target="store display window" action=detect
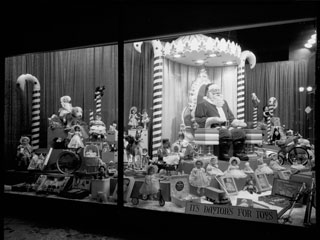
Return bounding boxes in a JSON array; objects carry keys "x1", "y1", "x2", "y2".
[
  {"x1": 4, "y1": 45, "x2": 120, "y2": 205},
  {"x1": 122, "y1": 20, "x2": 317, "y2": 227},
  {"x1": 3, "y1": 17, "x2": 317, "y2": 229}
]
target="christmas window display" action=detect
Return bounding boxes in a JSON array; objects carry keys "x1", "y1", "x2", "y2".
[{"x1": 122, "y1": 30, "x2": 316, "y2": 227}]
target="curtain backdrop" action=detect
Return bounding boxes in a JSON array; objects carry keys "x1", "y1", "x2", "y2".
[
  {"x1": 4, "y1": 45, "x2": 118, "y2": 169},
  {"x1": 244, "y1": 60, "x2": 311, "y2": 138},
  {"x1": 162, "y1": 60, "x2": 237, "y2": 143}
]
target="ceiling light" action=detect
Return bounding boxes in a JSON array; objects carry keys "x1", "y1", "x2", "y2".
[
  {"x1": 225, "y1": 61, "x2": 233, "y2": 65},
  {"x1": 196, "y1": 59, "x2": 205, "y2": 64},
  {"x1": 299, "y1": 87, "x2": 304, "y2": 92},
  {"x1": 308, "y1": 38, "x2": 316, "y2": 44},
  {"x1": 306, "y1": 86, "x2": 313, "y2": 92},
  {"x1": 173, "y1": 54, "x2": 182, "y2": 58},
  {"x1": 209, "y1": 53, "x2": 217, "y2": 57},
  {"x1": 304, "y1": 43, "x2": 312, "y2": 48}
]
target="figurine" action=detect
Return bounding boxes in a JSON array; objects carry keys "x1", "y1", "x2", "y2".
[
  {"x1": 156, "y1": 139, "x2": 171, "y2": 170},
  {"x1": 109, "y1": 120, "x2": 117, "y2": 132},
  {"x1": 255, "y1": 163, "x2": 274, "y2": 175},
  {"x1": 242, "y1": 162, "x2": 254, "y2": 174},
  {"x1": 58, "y1": 96, "x2": 73, "y2": 124},
  {"x1": 140, "y1": 109, "x2": 150, "y2": 130},
  {"x1": 141, "y1": 148, "x2": 150, "y2": 169},
  {"x1": 224, "y1": 157, "x2": 247, "y2": 179},
  {"x1": 206, "y1": 156, "x2": 224, "y2": 177},
  {"x1": 176, "y1": 131, "x2": 194, "y2": 160},
  {"x1": 107, "y1": 161, "x2": 118, "y2": 177},
  {"x1": 269, "y1": 154, "x2": 286, "y2": 171},
  {"x1": 68, "y1": 125, "x2": 84, "y2": 149},
  {"x1": 243, "y1": 177, "x2": 259, "y2": 194},
  {"x1": 128, "y1": 106, "x2": 139, "y2": 129},
  {"x1": 189, "y1": 159, "x2": 210, "y2": 194},
  {"x1": 139, "y1": 165, "x2": 160, "y2": 199},
  {"x1": 89, "y1": 113, "x2": 107, "y2": 139},
  {"x1": 16, "y1": 136, "x2": 33, "y2": 169},
  {"x1": 262, "y1": 105, "x2": 272, "y2": 123}
]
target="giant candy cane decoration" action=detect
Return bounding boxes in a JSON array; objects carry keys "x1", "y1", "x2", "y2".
[
  {"x1": 17, "y1": 74, "x2": 41, "y2": 150},
  {"x1": 237, "y1": 51, "x2": 256, "y2": 120},
  {"x1": 134, "y1": 41, "x2": 164, "y2": 156},
  {"x1": 150, "y1": 40, "x2": 164, "y2": 157}
]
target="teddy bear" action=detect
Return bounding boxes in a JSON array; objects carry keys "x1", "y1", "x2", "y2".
[{"x1": 65, "y1": 106, "x2": 84, "y2": 128}]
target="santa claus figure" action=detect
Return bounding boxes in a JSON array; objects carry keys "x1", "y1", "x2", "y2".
[{"x1": 195, "y1": 83, "x2": 248, "y2": 161}]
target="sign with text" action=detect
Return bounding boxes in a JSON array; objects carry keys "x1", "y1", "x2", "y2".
[{"x1": 185, "y1": 202, "x2": 278, "y2": 224}]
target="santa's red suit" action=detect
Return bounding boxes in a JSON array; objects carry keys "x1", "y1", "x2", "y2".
[{"x1": 195, "y1": 96, "x2": 248, "y2": 161}]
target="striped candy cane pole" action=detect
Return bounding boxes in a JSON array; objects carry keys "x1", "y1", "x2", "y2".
[
  {"x1": 89, "y1": 110, "x2": 94, "y2": 122},
  {"x1": 251, "y1": 93, "x2": 260, "y2": 129},
  {"x1": 267, "y1": 97, "x2": 277, "y2": 143},
  {"x1": 17, "y1": 74, "x2": 41, "y2": 150},
  {"x1": 237, "y1": 51, "x2": 256, "y2": 120},
  {"x1": 151, "y1": 40, "x2": 164, "y2": 157},
  {"x1": 94, "y1": 86, "x2": 105, "y2": 115}
]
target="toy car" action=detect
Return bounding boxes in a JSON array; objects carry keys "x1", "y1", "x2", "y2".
[{"x1": 131, "y1": 189, "x2": 165, "y2": 207}]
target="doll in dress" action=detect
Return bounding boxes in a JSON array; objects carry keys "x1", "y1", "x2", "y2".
[
  {"x1": 58, "y1": 96, "x2": 73, "y2": 124},
  {"x1": 243, "y1": 177, "x2": 259, "y2": 194},
  {"x1": 89, "y1": 113, "x2": 107, "y2": 139},
  {"x1": 242, "y1": 162, "x2": 254, "y2": 174},
  {"x1": 128, "y1": 106, "x2": 139, "y2": 129},
  {"x1": 141, "y1": 109, "x2": 150, "y2": 130},
  {"x1": 16, "y1": 136, "x2": 33, "y2": 169},
  {"x1": 206, "y1": 156, "x2": 224, "y2": 177},
  {"x1": 68, "y1": 125, "x2": 84, "y2": 149},
  {"x1": 139, "y1": 165, "x2": 160, "y2": 199},
  {"x1": 224, "y1": 157, "x2": 247, "y2": 179},
  {"x1": 141, "y1": 148, "x2": 150, "y2": 169},
  {"x1": 189, "y1": 160, "x2": 210, "y2": 194}
]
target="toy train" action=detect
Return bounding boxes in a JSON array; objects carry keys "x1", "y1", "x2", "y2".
[{"x1": 203, "y1": 186, "x2": 231, "y2": 205}]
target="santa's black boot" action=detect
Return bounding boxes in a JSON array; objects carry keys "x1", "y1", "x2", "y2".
[
  {"x1": 219, "y1": 139, "x2": 231, "y2": 161},
  {"x1": 233, "y1": 139, "x2": 249, "y2": 161}
]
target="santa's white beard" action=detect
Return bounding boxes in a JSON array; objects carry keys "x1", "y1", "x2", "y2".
[{"x1": 209, "y1": 95, "x2": 224, "y2": 107}]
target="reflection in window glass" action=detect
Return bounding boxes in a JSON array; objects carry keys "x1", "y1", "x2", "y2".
[{"x1": 123, "y1": 21, "x2": 316, "y2": 227}]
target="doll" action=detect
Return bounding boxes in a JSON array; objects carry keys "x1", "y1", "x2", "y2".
[
  {"x1": 224, "y1": 157, "x2": 247, "y2": 179},
  {"x1": 156, "y1": 139, "x2": 171, "y2": 170},
  {"x1": 128, "y1": 106, "x2": 139, "y2": 129},
  {"x1": 262, "y1": 105, "x2": 273, "y2": 123},
  {"x1": 176, "y1": 131, "x2": 194, "y2": 160},
  {"x1": 243, "y1": 177, "x2": 259, "y2": 194},
  {"x1": 16, "y1": 136, "x2": 33, "y2": 169},
  {"x1": 58, "y1": 96, "x2": 72, "y2": 124},
  {"x1": 141, "y1": 148, "x2": 150, "y2": 169},
  {"x1": 206, "y1": 156, "x2": 224, "y2": 177},
  {"x1": 242, "y1": 162, "x2": 254, "y2": 174},
  {"x1": 68, "y1": 125, "x2": 84, "y2": 149},
  {"x1": 89, "y1": 114, "x2": 107, "y2": 139},
  {"x1": 255, "y1": 163, "x2": 274, "y2": 175},
  {"x1": 271, "y1": 127, "x2": 281, "y2": 144},
  {"x1": 141, "y1": 109, "x2": 150, "y2": 129},
  {"x1": 139, "y1": 165, "x2": 160, "y2": 199},
  {"x1": 107, "y1": 161, "x2": 118, "y2": 177},
  {"x1": 109, "y1": 121, "x2": 117, "y2": 132},
  {"x1": 189, "y1": 160, "x2": 210, "y2": 194},
  {"x1": 269, "y1": 154, "x2": 286, "y2": 171}
]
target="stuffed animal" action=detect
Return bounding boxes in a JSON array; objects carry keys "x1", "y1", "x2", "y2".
[{"x1": 65, "y1": 106, "x2": 84, "y2": 128}]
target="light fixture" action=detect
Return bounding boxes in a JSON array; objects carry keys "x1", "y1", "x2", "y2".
[
  {"x1": 299, "y1": 87, "x2": 305, "y2": 92},
  {"x1": 311, "y1": 33, "x2": 316, "y2": 40},
  {"x1": 304, "y1": 43, "x2": 312, "y2": 49},
  {"x1": 225, "y1": 61, "x2": 233, "y2": 65},
  {"x1": 306, "y1": 86, "x2": 313, "y2": 92},
  {"x1": 308, "y1": 38, "x2": 316, "y2": 44},
  {"x1": 173, "y1": 54, "x2": 182, "y2": 58},
  {"x1": 195, "y1": 59, "x2": 205, "y2": 64},
  {"x1": 209, "y1": 53, "x2": 217, "y2": 57}
]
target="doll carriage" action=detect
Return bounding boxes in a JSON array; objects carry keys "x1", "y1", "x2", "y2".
[
  {"x1": 276, "y1": 134, "x2": 310, "y2": 166},
  {"x1": 131, "y1": 179, "x2": 165, "y2": 207}
]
